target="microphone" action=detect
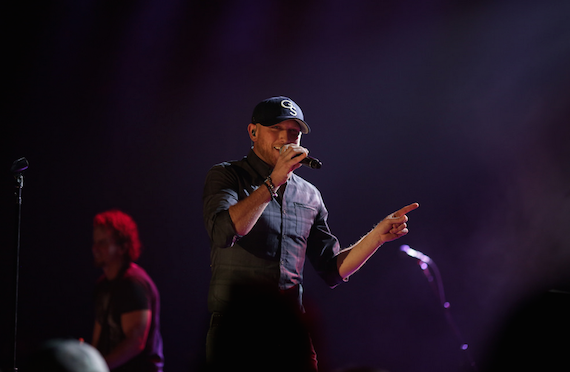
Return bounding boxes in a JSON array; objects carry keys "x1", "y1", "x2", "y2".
[
  {"x1": 400, "y1": 245, "x2": 432, "y2": 264},
  {"x1": 11, "y1": 157, "x2": 29, "y2": 189},
  {"x1": 279, "y1": 145, "x2": 322, "y2": 169},
  {"x1": 11, "y1": 157, "x2": 29, "y2": 174},
  {"x1": 300, "y1": 156, "x2": 322, "y2": 169}
]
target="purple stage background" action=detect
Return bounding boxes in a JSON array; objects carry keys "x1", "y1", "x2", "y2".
[{"x1": 2, "y1": 1, "x2": 570, "y2": 371}]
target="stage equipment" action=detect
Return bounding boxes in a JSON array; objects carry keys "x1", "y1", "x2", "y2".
[
  {"x1": 400, "y1": 244, "x2": 478, "y2": 371},
  {"x1": 10, "y1": 157, "x2": 29, "y2": 372}
]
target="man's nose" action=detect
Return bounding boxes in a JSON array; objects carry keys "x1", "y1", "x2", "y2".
[{"x1": 278, "y1": 129, "x2": 288, "y2": 140}]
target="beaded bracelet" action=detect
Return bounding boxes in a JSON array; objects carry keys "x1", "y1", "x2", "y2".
[{"x1": 264, "y1": 176, "x2": 278, "y2": 198}]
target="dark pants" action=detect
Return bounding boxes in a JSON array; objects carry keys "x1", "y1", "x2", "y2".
[{"x1": 206, "y1": 300, "x2": 318, "y2": 372}]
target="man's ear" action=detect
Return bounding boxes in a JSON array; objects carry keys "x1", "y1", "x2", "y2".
[{"x1": 248, "y1": 123, "x2": 258, "y2": 141}]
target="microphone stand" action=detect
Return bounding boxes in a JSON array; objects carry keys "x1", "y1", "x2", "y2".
[
  {"x1": 10, "y1": 157, "x2": 29, "y2": 372},
  {"x1": 407, "y1": 251, "x2": 478, "y2": 371}
]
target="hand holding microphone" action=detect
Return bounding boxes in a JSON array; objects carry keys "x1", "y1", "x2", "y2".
[
  {"x1": 279, "y1": 144, "x2": 322, "y2": 169},
  {"x1": 269, "y1": 144, "x2": 322, "y2": 191}
]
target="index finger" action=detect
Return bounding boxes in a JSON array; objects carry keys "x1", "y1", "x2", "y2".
[{"x1": 393, "y1": 202, "x2": 420, "y2": 217}]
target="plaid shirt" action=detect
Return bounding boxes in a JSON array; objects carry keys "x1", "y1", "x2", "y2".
[{"x1": 203, "y1": 149, "x2": 343, "y2": 312}]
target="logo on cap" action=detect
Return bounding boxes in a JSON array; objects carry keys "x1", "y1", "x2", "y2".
[{"x1": 281, "y1": 100, "x2": 297, "y2": 117}]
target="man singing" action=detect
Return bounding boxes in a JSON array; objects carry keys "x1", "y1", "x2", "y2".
[{"x1": 202, "y1": 96, "x2": 419, "y2": 371}]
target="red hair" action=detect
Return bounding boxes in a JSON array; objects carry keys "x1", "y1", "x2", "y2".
[{"x1": 93, "y1": 209, "x2": 141, "y2": 261}]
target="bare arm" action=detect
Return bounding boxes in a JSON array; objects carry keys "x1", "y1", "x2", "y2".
[
  {"x1": 91, "y1": 321, "x2": 101, "y2": 348},
  {"x1": 229, "y1": 145, "x2": 307, "y2": 236},
  {"x1": 228, "y1": 183, "x2": 273, "y2": 236},
  {"x1": 337, "y1": 203, "x2": 420, "y2": 279},
  {"x1": 103, "y1": 309, "x2": 151, "y2": 369}
]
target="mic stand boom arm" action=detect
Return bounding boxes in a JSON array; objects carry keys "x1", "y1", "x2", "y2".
[{"x1": 400, "y1": 245, "x2": 478, "y2": 371}]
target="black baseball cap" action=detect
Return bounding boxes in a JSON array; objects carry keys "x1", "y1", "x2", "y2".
[{"x1": 251, "y1": 96, "x2": 311, "y2": 134}]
